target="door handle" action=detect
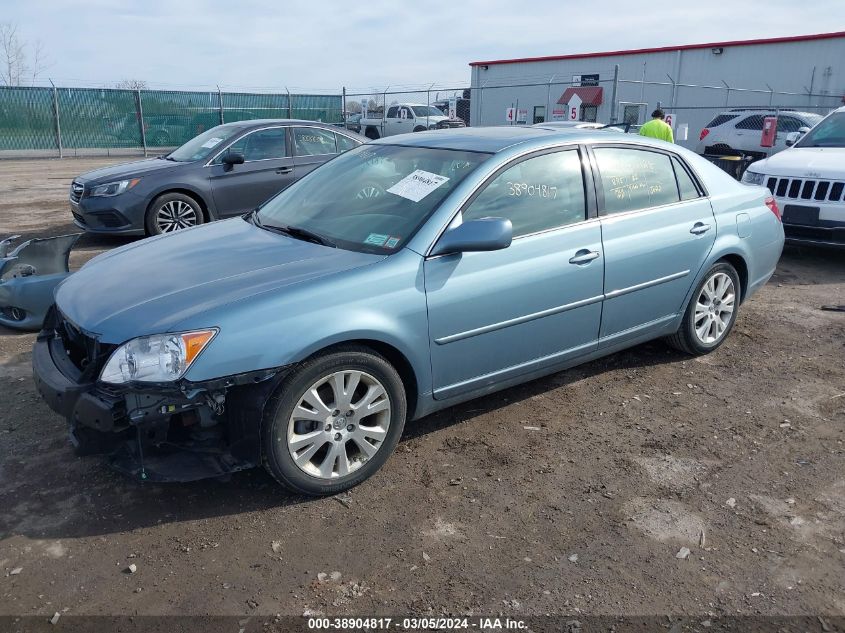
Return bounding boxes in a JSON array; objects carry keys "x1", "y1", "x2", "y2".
[
  {"x1": 276, "y1": 167, "x2": 293, "y2": 175},
  {"x1": 690, "y1": 222, "x2": 712, "y2": 235},
  {"x1": 569, "y1": 249, "x2": 601, "y2": 265}
]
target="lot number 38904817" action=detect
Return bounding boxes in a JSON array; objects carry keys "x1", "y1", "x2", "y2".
[{"x1": 507, "y1": 182, "x2": 558, "y2": 199}]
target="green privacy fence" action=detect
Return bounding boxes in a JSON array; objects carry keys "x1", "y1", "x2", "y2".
[{"x1": 0, "y1": 86, "x2": 342, "y2": 155}]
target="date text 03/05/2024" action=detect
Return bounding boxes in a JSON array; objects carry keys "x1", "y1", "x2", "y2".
[{"x1": 306, "y1": 616, "x2": 528, "y2": 630}]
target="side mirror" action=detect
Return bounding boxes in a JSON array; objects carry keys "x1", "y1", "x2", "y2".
[
  {"x1": 222, "y1": 152, "x2": 245, "y2": 169},
  {"x1": 430, "y1": 217, "x2": 513, "y2": 257},
  {"x1": 785, "y1": 132, "x2": 800, "y2": 147}
]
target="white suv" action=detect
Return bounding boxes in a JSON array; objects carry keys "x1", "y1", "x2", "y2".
[
  {"x1": 696, "y1": 109, "x2": 824, "y2": 159},
  {"x1": 742, "y1": 107, "x2": 845, "y2": 248}
]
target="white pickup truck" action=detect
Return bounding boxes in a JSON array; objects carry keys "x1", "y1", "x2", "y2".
[
  {"x1": 360, "y1": 103, "x2": 463, "y2": 140},
  {"x1": 742, "y1": 106, "x2": 845, "y2": 248}
]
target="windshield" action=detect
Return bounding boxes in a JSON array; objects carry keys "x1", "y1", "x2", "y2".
[
  {"x1": 167, "y1": 125, "x2": 243, "y2": 162},
  {"x1": 796, "y1": 112, "x2": 845, "y2": 148},
  {"x1": 411, "y1": 105, "x2": 446, "y2": 118},
  {"x1": 256, "y1": 144, "x2": 491, "y2": 254}
]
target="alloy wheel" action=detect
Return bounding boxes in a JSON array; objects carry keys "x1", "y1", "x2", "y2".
[
  {"x1": 286, "y1": 370, "x2": 391, "y2": 480},
  {"x1": 155, "y1": 200, "x2": 198, "y2": 233},
  {"x1": 694, "y1": 272, "x2": 735, "y2": 345}
]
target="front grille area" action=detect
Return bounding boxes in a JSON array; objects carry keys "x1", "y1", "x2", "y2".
[
  {"x1": 767, "y1": 177, "x2": 845, "y2": 203},
  {"x1": 71, "y1": 211, "x2": 87, "y2": 225},
  {"x1": 54, "y1": 310, "x2": 116, "y2": 379},
  {"x1": 70, "y1": 181, "x2": 84, "y2": 204}
]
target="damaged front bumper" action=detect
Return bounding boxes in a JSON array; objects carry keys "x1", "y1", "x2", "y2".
[
  {"x1": 33, "y1": 308, "x2": 288, "y2": 482},
  {"x1": 0, "y1": 233, "x2": 81, "y2": 331}
]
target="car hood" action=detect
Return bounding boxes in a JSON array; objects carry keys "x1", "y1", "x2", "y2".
[
  {"x1": 55, "y1": 218, "x2": 384, "y2": 342},
  {"x1": 75, "y1": 158, "x2": 186, "y2": 184},
  {"x1": 753, "y1": 147, "x2": 845, "y2": 179}
]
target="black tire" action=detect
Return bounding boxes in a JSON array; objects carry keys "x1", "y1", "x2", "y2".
[
  {"x1": 364, "y1": 127, "x2": 380, "y2": 140},
  {"x1": 262, "y1": 345, "x2": 407, "y2": 495},
  {"x1": 666, "y1": 262, "x2": 741, "y2": 355},
  {"x1": 145, "y1": 192, "x2": 204, "y2": 235},
  {"x1": 413, "y1": 126, "x2": 427, "y2": 132}
]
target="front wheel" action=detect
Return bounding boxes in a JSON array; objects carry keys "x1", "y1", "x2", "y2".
[
  {"x1": 145, "y1": 192, "x2": 204, "y2": 235},
  {"x1": 666, "y1": 262, "x2": 740, "y2": 355},
  {"x1": 262, "y1": 346, "x2": 407, "y2": 495}
]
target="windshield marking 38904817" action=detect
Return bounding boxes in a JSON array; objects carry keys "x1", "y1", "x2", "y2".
[{"x1": 255, "y1": 145, "x2": 490, "y2": 254}]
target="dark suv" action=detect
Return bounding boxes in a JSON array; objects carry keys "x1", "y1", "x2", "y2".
[{"x1": 71, "y1": 120, "x2": 364, "y2": 235}]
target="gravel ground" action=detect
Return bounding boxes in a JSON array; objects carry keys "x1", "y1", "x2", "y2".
[{"x1": 1, "y1": 157, "x2": 844, "y2": 620}]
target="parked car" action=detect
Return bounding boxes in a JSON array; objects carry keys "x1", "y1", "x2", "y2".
[
  {"x1": 70, "y1": 120, "x2": 365, "y2": 236},
  {"x1": 432, "y1": 97, "x2": 471, "y2": 126},
  {"x1": 742, "y1": 106, "x2": 845, "y2": 247},
  {"x1": 360, "y1": 103, "x2": 464, "y2": 139},
  {"x1": 695, "y1": 109, "x2": 824, "y2": 159},
  {"x1": 35, "y1": 127, "x2": 783, "y2": 494},
  {"x1": 105, "y1": 112, "x2": 225, "y2": 147},
  {"x1": 343, "y1": 113, "x2": 362, "y2": 133}
]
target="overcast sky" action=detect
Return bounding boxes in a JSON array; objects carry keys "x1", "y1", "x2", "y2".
[{"x1": 4, "y1": 0, "x2": 845, "y2": 92}]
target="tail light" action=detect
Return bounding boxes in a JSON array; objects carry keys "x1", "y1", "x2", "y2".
[
  {"x1": 699, "y1": 128, "x2": 710, "y2": 141},
  {"x1": 765, "y1": 196, "x2": 781, "y2": 222}
]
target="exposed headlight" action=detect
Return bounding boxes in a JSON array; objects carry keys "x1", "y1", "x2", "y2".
[
  {"x1": 90, "y1": 178, "x2": 141, "y2": 197},
  {"x1": 741, "y1": 170, "x2": 765, "y2": 186},
  {"x1": 100, "y1": 329, "x2": 217, "y2": 384}
]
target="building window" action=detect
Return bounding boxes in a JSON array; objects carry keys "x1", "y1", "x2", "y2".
[{"x1": 581, "y1": 105, "x2": 598, "y2": 122}]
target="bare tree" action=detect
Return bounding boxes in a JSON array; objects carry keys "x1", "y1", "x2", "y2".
[
  {"x1": 0, "y1": 22, "x2": 26, "y2": 86},
  {"x1": 0, "y1": 22, "x2": 48, "y2": 86},
  {"x1": 30, "y1": 39, "x2": 46, "y2": 85},
  {"x1": 115, "y1": 79, "x2": 148, "y2": 91}
]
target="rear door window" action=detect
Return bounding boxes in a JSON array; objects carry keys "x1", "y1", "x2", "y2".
[
  {"x1": 293, "y1": 127, "x2": 338, "y2": 157},
  {"x1": 672, "y1": 157, "x2": 701, "y2": 201},
  {"x1": 735, "y1": 115, "x2": 765, "y2": 130},
  {"x1": 706, "y1": 114, "x2": 739, "y2": 127},
  {"x1": 593, "y1": 147, "x2": 681, "y2": 214},
  {"x1": 217, "y1": 127, "x2": 287, "y2": 163}
]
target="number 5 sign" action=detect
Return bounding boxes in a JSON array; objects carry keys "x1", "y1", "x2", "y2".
[{"x1": 568, "y1": 94, "x2": 582, "y2": 121}]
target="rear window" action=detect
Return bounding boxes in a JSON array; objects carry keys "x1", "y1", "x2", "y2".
[
  {"x1": 736, "y1": 115, "x2": 765, "y2": 130},
  {"x1": 706, "y1": 114, "x2": 739, "y2": 128}
]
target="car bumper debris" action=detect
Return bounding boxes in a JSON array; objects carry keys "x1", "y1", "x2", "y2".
[{"x1": 0, "y1": 233, "x2": 81, "y2": 331}]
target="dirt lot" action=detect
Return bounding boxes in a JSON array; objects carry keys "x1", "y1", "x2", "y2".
[{"x1": 1, "y1": 158, "x2": 844, "y2": 622}]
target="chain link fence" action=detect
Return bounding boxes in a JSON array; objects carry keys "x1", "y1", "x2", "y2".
[
  {"x1": 0, "y1": 86, "x2": 342, "y2": 158},
  {"x1": 470, "y1": 68, "x2": 842, "y2": 158}
]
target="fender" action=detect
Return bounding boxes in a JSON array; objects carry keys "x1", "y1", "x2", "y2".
[{"x1": 147, "y1": 182, "x2": 219, "y2": 219}]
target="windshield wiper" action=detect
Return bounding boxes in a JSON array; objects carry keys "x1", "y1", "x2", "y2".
[{"x1": 252, "y1": 214, "x2": 336, "y2": 248}]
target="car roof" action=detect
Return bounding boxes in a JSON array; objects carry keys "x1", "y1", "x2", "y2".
[
  {"x1": 370, "y1": 126, "x2": 569, "y2": 153},
  {"x1": 718, "y1": 109, "x2": 823, "y2": 118},
  {"x1": 217, "y1": 119, "x2": 340, "y2": 130}
]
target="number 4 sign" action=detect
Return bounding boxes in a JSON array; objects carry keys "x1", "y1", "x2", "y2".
[{"x1": 505, "y1": 107, "x2": 515, "y2": 122}]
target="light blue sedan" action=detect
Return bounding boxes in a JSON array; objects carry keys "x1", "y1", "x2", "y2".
[{"x1": 33, "y1": 127, "x2": 784, "y2": 495}]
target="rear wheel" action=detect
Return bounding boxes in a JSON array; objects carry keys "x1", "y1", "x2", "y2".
[
  {"x1": 666, "y1": 262, "x2": 740, "y2": 355},
  {"x1": 262, "y1": 346, "x2": 406, "y2": 495},
  {"x1": 364, "y1": 127, "x2": 380, "y2": 140},
  {"x1": 145, "y1": 192, "x2": 204, "y2": 235}
]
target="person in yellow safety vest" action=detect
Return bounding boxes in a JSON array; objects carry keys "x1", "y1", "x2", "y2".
[{"x1": 639, "y1": 109, "x2": 674, "y2": 143}]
